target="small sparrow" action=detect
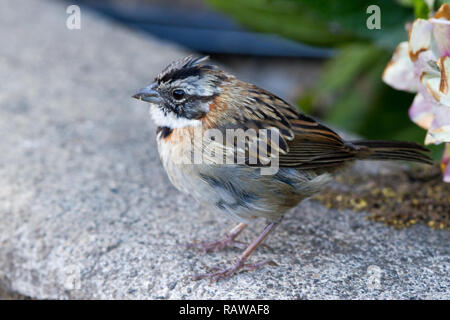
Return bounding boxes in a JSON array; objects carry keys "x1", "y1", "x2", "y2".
[{"x1": 133, "y1": 56, "x2": 432, "y2": 281}]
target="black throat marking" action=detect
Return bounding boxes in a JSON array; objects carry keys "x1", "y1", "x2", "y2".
[{"x1": 156, "y1": 126, "x2": 173, "y2": 139}]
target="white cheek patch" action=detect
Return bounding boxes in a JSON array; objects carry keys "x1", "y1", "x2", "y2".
[{"x1": 149, "y1": 105, "x2": 202, "y2": 129}]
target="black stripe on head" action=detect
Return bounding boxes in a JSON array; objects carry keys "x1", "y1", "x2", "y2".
[
  {"x1": 156, "y1": 56, "x2": 213, "y2": 84},
  {"x1": 159, "y1": 66, "x2": 203, "y2": 84}
]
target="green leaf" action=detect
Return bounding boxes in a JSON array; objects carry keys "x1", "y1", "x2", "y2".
[
  {"x1": 318, "y1": 43, "x2": 384, "y2": 93},
  {"x1": 436, "y1": 0, "x2": 450, "y2": 9},
  {"x1": 207, "y1": 0, "x2": 356, "y2": 47},
  {"x1": 283, "y1": 0, "x2": 414, "y2": 49},
  {"x1": 413, "y1": 0, "x2": 430, "y2": 18},
  {"x1": 208, "y1": 0, "x2": 414, "y2": 49}
]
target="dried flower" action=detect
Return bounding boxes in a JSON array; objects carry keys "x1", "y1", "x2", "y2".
[{"x1": 383, "y1": 4, "x2": 450, "y2": 182}]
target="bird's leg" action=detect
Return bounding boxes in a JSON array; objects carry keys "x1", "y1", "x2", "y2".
[
  {"x1": 192, "y1": 221, "x2": 280, "y2": 281},
  {"x1": 186, "y1": 223, "x2": 248, "y2": 252}
]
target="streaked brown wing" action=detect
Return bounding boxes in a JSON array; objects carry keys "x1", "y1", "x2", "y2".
[
  {"x1": 279, "y1": 115, "x2": 360, "y2": 168},
  {"x1": 243, "y1": 86, "x2": 359, "y2": 169},
  {"x1": 206, "y1": 84, "x2": 359, "y2": 168}
]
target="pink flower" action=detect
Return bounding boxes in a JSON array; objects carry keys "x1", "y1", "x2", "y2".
[
  {"x1": 442, "y1": 143, "x2": 450, "y2": 183},
  {"x1": 383, "y1": 4, "x2": 450, "y2": 182}
]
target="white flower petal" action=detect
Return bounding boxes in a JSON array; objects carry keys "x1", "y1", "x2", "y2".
[
  {"x1": 420, "y1": 57, "x2": 450, "y2": 106},
  {"x1": 409, "y1": 93, "x2": 434, "y2": 129},
  {"x1": 382, "y1": 42, "x2": 417, "y2": 92},
  {"x1": 424, "y1": 105, "x2": 450, "y2": 144},
  {"x1": 437, "y1": 56, "x2": 450, "y2": 104},
  {"x1": 443, "y1": 164, "x2": 450, "y2": 183},
  {"x1": 430, "y1": 4, "x2": 450, "y2": 57},
  {"x1": 408, "y1": 19, "x2": 432, "y2": 62},
  {"x1": 421, "y1": 72, "x2": 444, "y2": 102}
]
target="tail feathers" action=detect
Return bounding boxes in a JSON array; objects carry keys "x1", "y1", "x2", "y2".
[{"x1": 350, "y1": 140, "x2": 433, "y2": 165}]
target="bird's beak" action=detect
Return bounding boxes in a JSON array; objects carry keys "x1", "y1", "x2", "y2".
[{"x1": 132, "y1": 83, "x2": 161, "y2": 104}]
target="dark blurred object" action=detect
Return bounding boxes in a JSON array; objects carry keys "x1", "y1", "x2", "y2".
[{"x1": 73, "y1": 0, "x2": 333, "y2": 58}]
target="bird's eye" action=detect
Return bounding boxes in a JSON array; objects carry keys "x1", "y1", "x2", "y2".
[{"x1": 172, "y1": 89, "x2": 185, "y2": 100}]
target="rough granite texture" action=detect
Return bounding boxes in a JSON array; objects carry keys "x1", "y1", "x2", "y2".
[{"x1": 0, "y1": 0, "x2": 448, "y2": 299}]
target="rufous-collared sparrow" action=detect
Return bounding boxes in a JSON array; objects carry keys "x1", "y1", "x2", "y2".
[{"x1": 133, "y1": 56, "x2": 432, "y2": 281}]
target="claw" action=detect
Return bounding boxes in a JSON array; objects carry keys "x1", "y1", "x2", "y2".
[
  {"x1": 189, "y1": 222, "x2": 281, "y2": 281},
  {"x1": 192, "y1": 259, "x2": 277, "y2": 282}
]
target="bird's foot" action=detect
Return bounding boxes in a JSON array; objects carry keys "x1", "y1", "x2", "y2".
[
  {"x1": 192, "y1": 259, "x2": 278, "y2": 282},
  {"x1": 185, "y1": 236, "x2": 247, "y2": 253}
]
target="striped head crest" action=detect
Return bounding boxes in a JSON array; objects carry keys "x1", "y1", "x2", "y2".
[
  {"x1": 155, "y1": 55, "x2": 211, "y2": 84},
  {"x1": 133, "y1": 56, "x2": 230, "y2": 129}
]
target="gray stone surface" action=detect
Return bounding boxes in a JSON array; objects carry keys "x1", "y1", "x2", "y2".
[{"x1": 0, "y1": 0, "x2": 449, "y2": 299}]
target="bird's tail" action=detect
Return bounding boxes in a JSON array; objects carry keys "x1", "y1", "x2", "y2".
[{"x1": 350, "y1": 140, "x2": 433, "y2": 165}]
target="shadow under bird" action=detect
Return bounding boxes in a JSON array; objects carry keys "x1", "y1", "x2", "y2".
[{"x1": 132, "y1": 56, "x2": 432, "y2": 281}]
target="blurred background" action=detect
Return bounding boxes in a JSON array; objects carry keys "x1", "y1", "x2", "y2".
[{"x1": 74, "y1": 0, "x2": 446, "y2": 159}]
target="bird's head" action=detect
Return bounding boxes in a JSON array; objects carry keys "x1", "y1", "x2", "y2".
[{"x1": 132, "y1": 56, "x2": 231, "y2": 129}]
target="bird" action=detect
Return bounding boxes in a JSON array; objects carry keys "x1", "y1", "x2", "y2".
[{"x1": 132, "y1": 56, "x2": 433, "y2": 281}]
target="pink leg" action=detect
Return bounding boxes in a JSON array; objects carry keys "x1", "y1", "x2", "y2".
[
  {"x1": 186, "y1": 223, "x2": 248, "y2": 252},
  {"x1": 192, "y1": 221, "x2": 280, "y2": 281}
]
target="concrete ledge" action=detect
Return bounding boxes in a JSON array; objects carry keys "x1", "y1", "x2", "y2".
[{"x1": 0, "y1": 0, "x2": 448, "y2": 299}]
